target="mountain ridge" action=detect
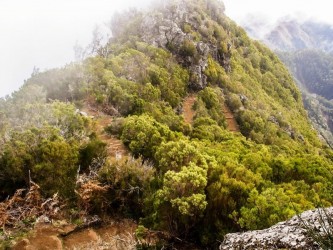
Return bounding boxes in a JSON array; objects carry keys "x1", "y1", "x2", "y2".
[
  {"x1": 242, "y1": 15, "x2": 333, "y2": 148},
  {"x1": 1, "y1": 0, "x2": 333, "y2": 248}
]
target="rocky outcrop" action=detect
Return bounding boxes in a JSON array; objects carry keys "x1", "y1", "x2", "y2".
[
  {"x1": 220, "y1": 207, "x2": 333, "y2": 250},
  {"x1": 140, "y1": 0, "x2": 230, "y2": 90}
]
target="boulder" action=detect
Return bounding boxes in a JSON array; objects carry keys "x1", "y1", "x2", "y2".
[{"x1": 220, "y1": 207, "x2": 333, "y2": 249}]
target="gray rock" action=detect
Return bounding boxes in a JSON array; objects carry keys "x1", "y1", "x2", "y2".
[
  {"x1": 197, "y1": 42, "x2": 210, "y2": 57},
  {"x1": 239, "y1": 94, "x2": 248, "y2": 104},
  {"x1": 220, "y1": 207, "x2": 333, "y2": 250},
  {"x1": 139, "y1": 0, "x2": 231, "y2": 91},
  {"x1": 268, "y1": 115, "x2": 279, "y2": 125},
  {"x1": 36, "y1": 215, "x2": 51, "y2": 224}
]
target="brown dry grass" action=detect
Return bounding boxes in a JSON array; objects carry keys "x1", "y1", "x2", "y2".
[
  {"x1": 222, "y1": 103, "x2": 240, "y2": 132},
  {"x1": 183, "y1": 94, "x2": 197, "y2": 124}
]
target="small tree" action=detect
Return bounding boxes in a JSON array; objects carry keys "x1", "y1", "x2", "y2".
[
  {"x1": 179, "y1": 39, "x2": 198, "y2": 58},
  {"x1": 154, "y1": 163, "x2": 208, "y2": 237}
]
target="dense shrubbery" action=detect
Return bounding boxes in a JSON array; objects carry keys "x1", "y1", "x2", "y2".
[
  {"x1": 112, "y1": 113, "x2": 333, "y2": 243},
  {"x1": 98, "y1": 1, "x2": 333, "y2": 245},
  {"x1": 1, "y1": 0, "x2": 333, "y2": 248},
  {"x1": 194, "y1": 87, "x2": 226, "y2": 126},
  {"x1": 79, "y1": 135, "x2": 107, "y2": 172},
  {"x1": 87, "y1": 42, "x2": 190, "y2": 113},
  {"x1": 120, "y1": 114, "x2": 176, "y2": 158},
  {"x1": 0, "y1": 126, "x2": 80, "y2": 198},
  {"x1": 0, "y1": 95, "x2": 102, "y2": 199},
  {"x1": 98, "y1": 157, "x2": 155, "y2": 217}
]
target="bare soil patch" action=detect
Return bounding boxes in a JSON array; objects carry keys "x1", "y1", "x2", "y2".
[
  {"x1": 222, "y1": 104, "x2": 240, "y2": 132},
  {"x1": 183, "y1": 94, "x2": 197, "y2": 124}
]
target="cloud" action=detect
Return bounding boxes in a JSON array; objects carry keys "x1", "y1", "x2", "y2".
[
  {"x1": 223, "y1": 0, "x2": 333, "y2": 24},
  {"x1": 1, "y1": 0, "x2": 332, "y2": 97},
  {"x1": 0, "y1": 0, "x2": 153, "y2": 97}
]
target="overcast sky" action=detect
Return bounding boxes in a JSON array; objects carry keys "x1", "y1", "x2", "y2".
[
  {"x1": 224, "y1": 0, "x2": 333, "y2": 24},
  {"x1": 0, "y1": 0, "x2": 332, "y2": 97}
]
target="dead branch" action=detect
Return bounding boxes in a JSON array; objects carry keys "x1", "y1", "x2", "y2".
[{"x1": 0, "y1": 182, "x2": 61, "y2": 230}]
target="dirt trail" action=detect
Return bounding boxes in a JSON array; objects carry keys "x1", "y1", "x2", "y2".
[
  {"x1": 11, "y1": 104, "x2": 137, "y2": 250},
  {"x1": 12, "y1": 101, "x2": 240, "y2": 249},
  {"x1": 182, "y1": 94, "x2": 239, "y2": 132},
  {"x1": 81, "y1": 104, "x2": 128, "y2": 159},
  {"x1": 12, "y1": 103, "x2": 135, "y2": 250},
  {"x1": 62, "y1": 219, "x2": 137, "y2": 250},
  {"x1": 222, "y1": 103, "x2": 240, "y2": 132},
  {"x1": 183, "y1": 94, "x2": 197, "y2": 124},
  {"x1": 13, "y1": 219, "x2": 138, "y2": 250}
]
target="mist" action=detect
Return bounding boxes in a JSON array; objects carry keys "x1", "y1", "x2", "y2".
[
  {"x1": 0, "y1": 0, "x2": 152, "y2": 98},
  {"x1": 223, "y1": 0, "x2": 333, "y2": 24},
  {"x1": 1, "y1": 0, "x2": 333, "y2": 98}
]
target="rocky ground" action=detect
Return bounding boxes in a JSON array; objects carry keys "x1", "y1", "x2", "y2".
[
  {"x1": 220, "y1": 207, "x2": 333, "y2": 249},
  {"x1": 11, "y1": 217, "x2": 138, "y2": 250}
]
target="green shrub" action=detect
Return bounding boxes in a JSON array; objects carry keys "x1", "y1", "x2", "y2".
[
  {"x1": 121, "y1": 114, "x2": 175, "y2": 158},
  {"x1": 99, "y1": 157, "x2": 155, "y2": 217},
  {"x1": 0, "y1": 127, "x2": 79, "y2": 198},
  {"x1": 105, "y1": 118, "x2": 125, "y2": 137},
  {"x1": 79, "y1": 136, "x2": 107, "y2": 171},
  {"x1": 239, "y1": 187, "x2": 314, "y2": 230},
  {"x1": 179, "y1": 39, "x2": 198, "y2": 58},
  {"x1": 154, "y1": 140, "x2": 205, "y2": 173}
]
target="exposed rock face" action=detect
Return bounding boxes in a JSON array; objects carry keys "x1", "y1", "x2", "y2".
[
  {"x1": 220, "y1": 207, "x2": 333, "y2": 250},
  {"x1": 139, "y1": 0, "x2": 230, "y2": 90}
]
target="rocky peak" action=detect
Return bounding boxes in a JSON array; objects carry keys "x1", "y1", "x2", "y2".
[
  {"x1": 220, "y1": 207, "x2": 333, "y2": 250},
  {"x1": 139, "y1": 0, "x2": 230, "y2": 90}
]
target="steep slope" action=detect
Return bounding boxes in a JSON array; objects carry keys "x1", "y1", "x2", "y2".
[
  {"x1": 278, "y1": 50, "x2": 333, "y2": 100},
  {"x1": 278, "y1": 50, "x2": 333, "y2": 147},
  {"x1": 67, "y1": 0, "x2": 333, "y2": 244},
  {"x1": 1, "y1": 0, "x2": 333, "y2": 248},
  {"x1": 108, "y1": 0, "x2": 316, "y2": 147},
  {"x1": 243, "y1": 17, "x2": 333, "y2": 147},
  {"x1": 182, "y1": 94, "x2": 197, "y2": 124}
]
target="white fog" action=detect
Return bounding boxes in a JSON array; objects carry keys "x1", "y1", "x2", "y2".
[{"x1": 0, "y1": 0, "x2": 332, "y2": 97}]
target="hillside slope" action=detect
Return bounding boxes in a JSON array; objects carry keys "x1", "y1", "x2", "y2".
[
  {"x1": 243, "y1": 17, "x2": 333, "y2": 148},
  {"x1": 1, "y1": 0, "x2": 333, "y2": 248},
  {"x1": 278, "y1": 50, "x2": 333, "y2": 147}
]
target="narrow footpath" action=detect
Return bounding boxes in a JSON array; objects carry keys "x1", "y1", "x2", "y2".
[
  {"x1": 222, "y1": 103, "x2": 240, "y2": 132},
  {"x1": 82, "y1": 104, "x2": 128, "y2": 159},
  {"x1": 182, "y1": 94, "x2": 197, "y2": 124}
]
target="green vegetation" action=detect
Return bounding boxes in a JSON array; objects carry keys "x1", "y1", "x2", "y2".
[
  {"x1": 299, "y1": 207, "x2": 333, "y2": 250},
  {"x1": 279, "y1": 50, "x2": 333, "y2": 100},
  {"x1": 278, "y1": 49, "x2": 333, "y2": 148},
  {"x1": 1, "y1": 0, "x2": 333, "y2": 248}
]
